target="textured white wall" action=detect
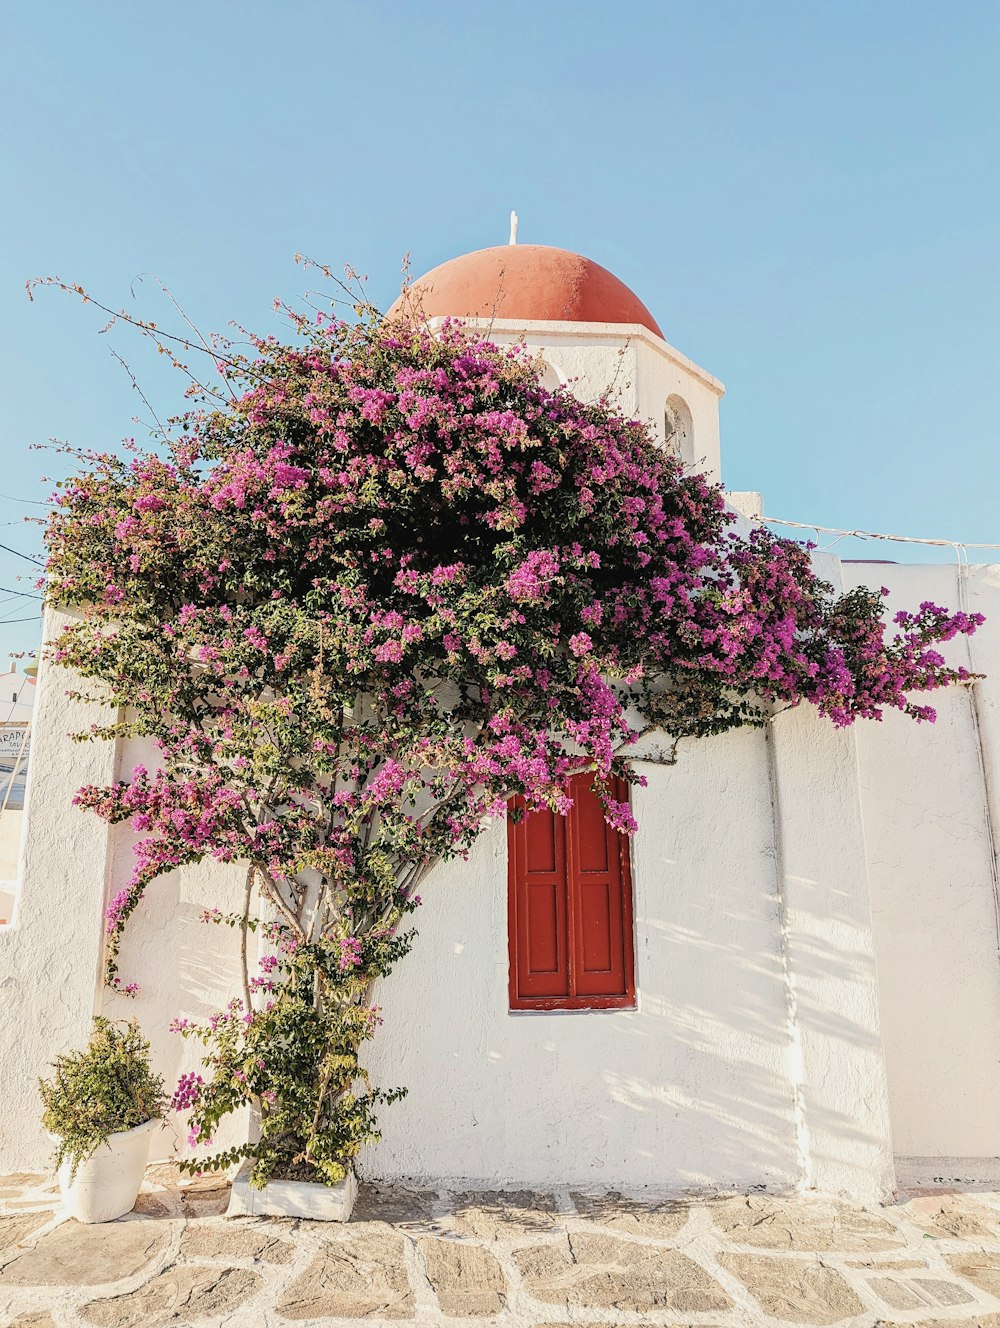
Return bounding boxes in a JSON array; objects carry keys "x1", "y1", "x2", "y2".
[
  {"x1": 354, "y1": 549, "x2": 894, "y2": 1201},
  {"x1": 766, "y1": 704, "x2": 894, "y2": 1199},
  {"x1": 0, "y1": 596, "x2": 901, "y2": 1195},
  {"x1": 845, "y1": 561, "x2": 1000, "y2": 1161},
  {"x1": 13, "y1": 565, "x2": 991, "y2": 1193},
  {"x1": 0, "y1": 612, "x2": 252, "y2": 1172},
  {"x1": 96, "y1": 737, "x2": 253, "y2": 1163},
  {"x1": 0, "y1": 610, "x2": 114, "y2": 1171},
  {"x1": 360, "y1": 724, "x2": 802, "y2": 1192},
  {"x1": 633, "y1": 336, "x2": 723, "y2": 480}
]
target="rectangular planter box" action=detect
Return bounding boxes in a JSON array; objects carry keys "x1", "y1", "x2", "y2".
[{"x1": 225, "y1": 1161, "x2": 357, "y2": 1221}]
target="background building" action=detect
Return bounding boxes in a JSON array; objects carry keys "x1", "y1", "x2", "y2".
[{"x1": 0, "y1": 663, "x2": 34, "y2": 925}]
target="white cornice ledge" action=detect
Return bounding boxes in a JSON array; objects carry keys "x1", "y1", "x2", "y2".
[{"x1": 424, "y1": 316, "x2": 726, "y2": 398}]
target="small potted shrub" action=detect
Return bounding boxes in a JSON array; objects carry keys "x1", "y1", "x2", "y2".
[{"x1": 39, "y1": 1017, "x2": 166, "y2": 1223}]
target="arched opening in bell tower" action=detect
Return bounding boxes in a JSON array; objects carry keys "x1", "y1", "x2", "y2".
[{"x1": 664, "y1": 394, "x2": 694, "y2": 466}]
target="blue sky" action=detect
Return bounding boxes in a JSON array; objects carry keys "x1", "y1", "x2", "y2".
[{"x1": 1, "y1": 0, "x2": 997, "y2": 663}]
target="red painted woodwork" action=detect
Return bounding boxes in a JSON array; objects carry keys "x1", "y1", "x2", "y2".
[{"x1": 507, "y1": 773, "x2": 636, "y2": 1011}]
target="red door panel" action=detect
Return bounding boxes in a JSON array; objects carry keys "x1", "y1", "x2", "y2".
[
  {"x1": 509, "y1": 795, "x2": 569, "y2": 998},
  {"x1": 573, "y1": 779, "x2": 611, "y2": 872},
  {"x1": 526, "y1": 882, "x2": 561, "y2": 974},
  {"x1": 578, "y1": 880, "x2": 614, "y2": 974},
  {"x1": 508, "y1": 773, "x2": 636, "y2": 1011}
]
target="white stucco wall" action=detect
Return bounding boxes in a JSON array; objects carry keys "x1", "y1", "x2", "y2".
[
  {"x1": 0, "y1": 611, "x2": 115, "y2": 1171},
  {"x1": 0, "y1": 612, "x2": 251, "y2": 1172},
  {"x1": 96, "y1": 737, "x2": 253, "y2": 1163},
  {"x1": 3, "y1": 605, "x2": 896, "y2": 1197},
  {"x1": 8, "y1": 572, "x2": 993, "y2": 1195},
  {"x1": 356, "y1": 551, "x2": 894, "y2": 1201},
  {"x1": 845, "y1": 561, "x2": 1000, "y2": 1163},
  {"x1": 766, "y1": 702, "x2": 894, "y2": 1198},
  {"x1": 361, "y1": 725, "x2": 802, "y2": 1193}
]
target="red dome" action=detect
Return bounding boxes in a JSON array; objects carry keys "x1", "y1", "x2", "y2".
[{"x1": 388, "y1": 244, "x2": 663, "y2": 339}]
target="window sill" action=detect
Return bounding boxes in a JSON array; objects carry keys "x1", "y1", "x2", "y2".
[{"x1": 508, "y1": 994, "x2": 638, "y2": 1013}]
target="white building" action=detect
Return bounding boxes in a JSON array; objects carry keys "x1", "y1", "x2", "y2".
[
  {"x1": 0, "y1": 663, "x2": 34, "y2": 924},
  {"x1": 1, "y1": 243, "x2": 997, "y2": 1204}
]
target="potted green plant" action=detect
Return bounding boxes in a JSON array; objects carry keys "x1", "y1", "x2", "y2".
[{"x1": 39, "y1": 1017, "x2": 166, "y2": 1223}]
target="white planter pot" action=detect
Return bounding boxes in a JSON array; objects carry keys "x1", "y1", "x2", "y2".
[
  {"x1": 226, "y1": 1160, "x2": 356, "y2": 1221},
  {"x1": 55, "y1": 1118, "x2": 159, "y2": 1224}
]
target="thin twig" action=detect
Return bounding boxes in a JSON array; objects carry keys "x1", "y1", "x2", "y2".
[
  {"x1": 134, "y1": 274, "x2": 239, "y2": 403},
  {"x1": 109, "y1": 348, "x2": 169, "y2": 440},
  {"x1": 27, "y1": 276, "x2": 241, "y2": 367}
]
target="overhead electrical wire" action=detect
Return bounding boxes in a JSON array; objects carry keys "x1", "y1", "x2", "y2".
[
  {"x1": 0, "y1": 543, "x2": 43, "y2": 568},
  {"x1": 761, "y1": 515, "x2": 1000, "y2": 552}
]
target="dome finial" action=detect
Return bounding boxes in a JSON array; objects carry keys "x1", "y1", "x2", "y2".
[{"x1": 508, "y1": 210, "x2": 519, "y2": 245}]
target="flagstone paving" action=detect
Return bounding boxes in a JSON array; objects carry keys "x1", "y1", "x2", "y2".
[{"x1": 2, "y1": 1169, "x2": 1000, "y2": 1326}]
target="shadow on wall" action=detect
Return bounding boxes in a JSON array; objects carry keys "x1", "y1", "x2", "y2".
[
  {"x1": 513, "y1": 890, "x2": 883, "y2": 1191},
  {"x1": 360, "y1": 725, "x2": 892, "y2": 1192},
  {"x1": 93, "y1": 721, "x2": 891, "y2": 1189},
  {"x1": 100, "y1": 819, "x2": 251, "y2": 1160}
]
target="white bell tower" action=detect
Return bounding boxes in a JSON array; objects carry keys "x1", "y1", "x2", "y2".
[{"x1": 392, "y1": 235, "x2": 725, "y2": 482}]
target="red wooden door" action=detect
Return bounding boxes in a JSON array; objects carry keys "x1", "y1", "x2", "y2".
[{"x1": 508, "y1": 773, "x2": 636, "y2": 1010}]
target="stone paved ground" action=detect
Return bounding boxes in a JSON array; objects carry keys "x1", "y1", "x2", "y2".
[{"x1": 3, "y1": 1168, "x2": 1000, "y2": 1327}]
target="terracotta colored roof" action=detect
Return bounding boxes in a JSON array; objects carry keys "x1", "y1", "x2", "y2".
[{"x1": 388, "y1": 244, "x2": 663, "y2": 339}]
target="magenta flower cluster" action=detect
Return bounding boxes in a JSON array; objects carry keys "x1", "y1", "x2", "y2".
[{"x1": 170, "y1": 1071, "x2": 203, "y2": 1111}]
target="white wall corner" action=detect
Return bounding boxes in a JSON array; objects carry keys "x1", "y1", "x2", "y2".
[
  {"x1": 965, "y1": 564, "x2": 1000, "y2": 873},
  {"x1": 0, "y1": 608, "x2": 115, "y2": 1172},
  {"x1": 843, "y1": 561, "x2": 1000, "y2": 1162},
  {"x1": 766, "y1": 704, "x2": 896, "y2": 1203}
]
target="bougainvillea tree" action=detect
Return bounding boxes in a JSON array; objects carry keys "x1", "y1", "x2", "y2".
[{"x1": 42, "y1": 296, "x2": 982, "y2": 1187}]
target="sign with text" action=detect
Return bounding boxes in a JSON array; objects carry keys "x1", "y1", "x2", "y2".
[{"x1": 0, "y1": 723, "x2": 31, "y2": 811}]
